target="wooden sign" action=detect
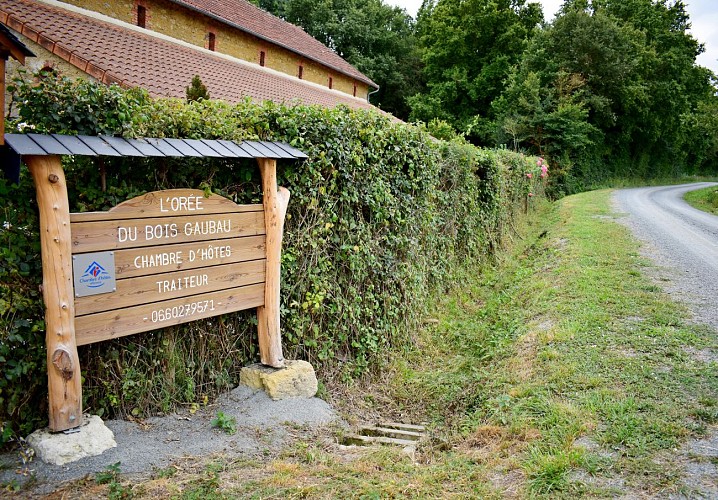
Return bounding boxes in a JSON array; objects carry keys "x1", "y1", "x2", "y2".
[
  {"x1": 25, "y1": 155, "x2": 290, "y2": 432},
  {"x1": 70, "y1": 189, "x2": 268, "y2": 345}
]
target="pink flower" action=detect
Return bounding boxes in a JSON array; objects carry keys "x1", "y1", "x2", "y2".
[
  {"x1": 526, "y1": 172, "x2": 533, "y2": 179},
  {"x1": 537, "y1": 159, "x2": 542, "y2": 166},
  {"x1": 528, "y1": 192, "x2": 534, "y2": 197}
]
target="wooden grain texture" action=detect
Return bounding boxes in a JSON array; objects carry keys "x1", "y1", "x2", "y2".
[
  {"x1": 256, "y1": 158, "x2": 288, "y2": 368},
  {"x1": 75, "y1": 283, "x2": 265, "y2": 345},
  {"x1": 111, "y1": 235, "x2": 266, "y2": 279},
  {"x1": 71, "y1": 211, "x2": 265, "y2": 253},
  {"x1": 75, "y1": 259, "x2": 266, "y2": 316},
  {"x1": 70, "y1": 189, "x2": 262, "y2": 222},
  {"x1": 27, "y1": 155, "x2": 83, "y2": 432}
]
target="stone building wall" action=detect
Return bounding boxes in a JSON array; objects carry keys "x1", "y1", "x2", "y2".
[{"x1": 59, "y1": 0, "x2": 370, "y2": 99}]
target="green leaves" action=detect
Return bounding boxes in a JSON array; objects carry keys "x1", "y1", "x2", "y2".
[
  {"x1": 411, "y1": 0, "x2": 543, "y2": 141},
  {"x1": 1, "y1": 69, "x2": 542, "y2": 444},
  {"x1": 492, "y1": 0, "x2": 717, "y2": 188}
]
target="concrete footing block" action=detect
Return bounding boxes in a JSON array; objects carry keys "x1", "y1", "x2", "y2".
[
  {"x1": 27, "y1": 415, "x2": 117, "y2": 465},
  {"x1": 240, "y1": 359, "x2": 318, "y2": 400}
]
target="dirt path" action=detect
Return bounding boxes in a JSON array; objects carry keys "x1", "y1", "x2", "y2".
[
  {"x1": 0, "y1": 386, "x2": 339, "y2": 496},
  {"x1": 613, "y1": 182, "x2": 718, "y2": 330},
  {"x1": 613, "y1": 183, "x2": 718, "y2": 498}
]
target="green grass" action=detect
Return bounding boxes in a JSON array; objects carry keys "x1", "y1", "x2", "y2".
[
  {"x1": 684, "y1": 184, "x2": 718, "y2": 215},
  {"x1": 68, "y1": 190, "x2": 718, "y2": 498}
]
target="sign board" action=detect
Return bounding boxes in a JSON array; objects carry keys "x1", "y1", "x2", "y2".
[
  {"x1": 18, "y1": 139, "x2": 299, "y2": 432},
  {"x1": 70, "y1": 189, "x2": 267, "y2": 345}
]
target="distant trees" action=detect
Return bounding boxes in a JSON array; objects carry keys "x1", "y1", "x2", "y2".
[
  {"x1": 493, "y1": 0, "x2": 717, "y2": 187},
  {"x1": 409, "y1": 0, "x2": 543, "y2": 143},
  {"x1": 259, "y1": 0, "x2": 717, "y2": 186},
  {"x1": 260, "y1": 0, "x2": 423, "y2": 119}
]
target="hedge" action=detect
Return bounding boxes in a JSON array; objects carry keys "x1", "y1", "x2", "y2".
[{"x1": 0, "y1": 71, "x2": 547, "y2": 444}]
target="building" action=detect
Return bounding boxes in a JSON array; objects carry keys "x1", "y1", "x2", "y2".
[
  {"x1": 0, "y1": 0, "x2": 380, "y2": 111},
  {"x1": 0, "y1": 22, "x2": 32, "y2": 145}
]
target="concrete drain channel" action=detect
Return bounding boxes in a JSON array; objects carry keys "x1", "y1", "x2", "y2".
[{"x1": 343, "y1": 422, "x2": 426, "y2": 450}]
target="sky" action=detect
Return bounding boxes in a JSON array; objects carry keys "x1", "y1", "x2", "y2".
[{"x1": 387, "y1": 0, "x2": 718, "y2": 76}]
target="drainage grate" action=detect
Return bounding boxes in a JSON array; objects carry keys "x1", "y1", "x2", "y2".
[{"x1": 343, "y1": 422, "x2": 426, "y2": 447}]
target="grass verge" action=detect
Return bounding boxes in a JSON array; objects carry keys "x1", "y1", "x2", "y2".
[
  {"x1": 684, "y1": 184, "x2": 718, "y2": 215},
  {"x1": 49, "y1": 190, "x2": 718, "y2": 498}
]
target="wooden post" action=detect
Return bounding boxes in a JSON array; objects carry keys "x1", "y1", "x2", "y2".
[
  {"x1": 26, "y1": 155, "x2": 83, "y2": 432},
  {"x1": 257, "y1": 158, "x2": 288, "y2": 368}
]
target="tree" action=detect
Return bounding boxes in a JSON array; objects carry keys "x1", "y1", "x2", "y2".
[
  {"x1": 186, "y1": 75, "x2": 210, "y2": 102},
  {"x1": 260, "y1": 0, "x2": 423, "y2": 120},
  {"x1": 409, "y1": 0, "x2": 543, "y2": 143},
  {"x1": 494, "y1": 0, "x2": 716, "y2": 185}
]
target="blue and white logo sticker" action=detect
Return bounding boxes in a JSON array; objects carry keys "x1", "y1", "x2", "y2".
[
  {"x1": 73, "y1": 252, "x2": 116, "y2": 297},
  {"x1": 80, "y1": 261, "x2": 111, "y2": 288}
]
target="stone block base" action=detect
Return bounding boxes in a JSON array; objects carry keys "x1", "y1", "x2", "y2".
[
  {"x1": 27, "y1": 415, "x2": 116, "y2": 465},
  {"x1": 240, "y1": 359, "x2": 318, "y2": 400}
]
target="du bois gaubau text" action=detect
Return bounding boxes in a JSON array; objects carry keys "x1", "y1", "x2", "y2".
[{"x1": 118, "y1": 219, "x2": 232, "y2": 243}]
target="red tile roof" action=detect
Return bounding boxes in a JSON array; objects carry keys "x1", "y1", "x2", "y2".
[
  {"x1": 170, "y1": 0, "x2": 378, "y2": 88},
  {"x1": 0, "y1": 0, "x2": 378, "y2": 112}
]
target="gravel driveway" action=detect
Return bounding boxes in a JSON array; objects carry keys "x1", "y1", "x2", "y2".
[
  {"x1": 613, "y1": 182, "x2": 718, "y2": 330},
  {"x1": 0, "y1": 385, "x2": 339, "y2": 495},
  {"x1": 613, "y1": 182, "x2": 718, "y2": 498}
]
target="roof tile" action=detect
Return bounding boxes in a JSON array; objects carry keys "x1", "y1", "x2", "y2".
[
  {"x1": 170, "y1": 0, "x2": 377, "y2": 88},
  {"x1": 0, "y1": 0, "x2": 377, "y2": 113}
]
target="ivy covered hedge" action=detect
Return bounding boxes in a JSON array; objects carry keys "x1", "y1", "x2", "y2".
[{"x1": 1, "y1": 72, "x2": 547, "y2": 443}]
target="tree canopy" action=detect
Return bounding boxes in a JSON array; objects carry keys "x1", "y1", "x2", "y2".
[
  {"x1": 409, "y1": 0, "x2": 543, "y2": 143},
  {"x1": 257, "y1": 0, "x2": 717, "y2": 187},
  {"x1": 492, "y1": 0, "x2": 716, "y2": 187},
  {"x1": 259, "y1": 0, "x2": 423, "y2": 119}
]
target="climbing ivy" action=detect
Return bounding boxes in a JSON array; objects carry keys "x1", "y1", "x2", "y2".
[{"x1": 0, "y1": 71, "x2": 546, "y2": 443}]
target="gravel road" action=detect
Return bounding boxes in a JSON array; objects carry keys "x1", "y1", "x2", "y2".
[
  {"x1": 613, "y1": 182, "x2": 718, "y2": 330},
  {"x1": 615, "y1": 183, "x2": 718, "y2": 499}
]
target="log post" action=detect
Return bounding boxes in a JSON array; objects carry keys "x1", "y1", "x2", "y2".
[
  {"x1": 26, "y1": 155, "x2": 83, "y2": 432},
  {"x1": 257, "y1": 158, "x2": 288, "y2": 368}
]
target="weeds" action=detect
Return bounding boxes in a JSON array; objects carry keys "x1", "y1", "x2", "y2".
[
  {"x1": 95, "y1": 462, "x2": 133, "y2": 499},
  {"x1": 211, "y1": 412, "x2": 237, "y2": 435}
]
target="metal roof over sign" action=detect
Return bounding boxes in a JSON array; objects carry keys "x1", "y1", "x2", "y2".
[{"x1": 4, "y1": 133, "x2": 308, "y2": 160}]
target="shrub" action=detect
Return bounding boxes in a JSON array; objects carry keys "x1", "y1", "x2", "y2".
[{"x1": 0, "y1": 71, "x2": 545, "y2": 443}]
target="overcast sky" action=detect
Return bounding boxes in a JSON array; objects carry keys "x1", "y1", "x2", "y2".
[{"x1": 387, "y1": 0, "x2": 718, "y2": 75}]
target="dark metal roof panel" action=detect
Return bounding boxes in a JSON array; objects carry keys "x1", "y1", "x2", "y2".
[
  {"x1": 217, "y1": 140, "x2": 254, "y2": 158},
  {"x1": 163, "y1": 138, "x2": 202, "y2": 157},
  {"x1": 77, "y1": 135, "x2": 122, "y2": 157},
  {"x1": 244, "y1": 141, "x2": 280, "y2": 158},
  {"x1": 147, "y1": 138, "x2": 182, "y2": 156},
  {"x1": 200, "y1": 139, "x2": 234, "y2": 157},
  {"x1": 51, "y1": 134, "x2": 96, "y2": 155},
  {"x1": 27, "y1": 134, "x2": 72, "y2": 155},
  {"x1": 183, "y1": 139, "x2": 224, "y2": 157},
  {"x1": 235, "y1": 141, "x2": 264, "y2": 158},
  {"x1": 4, "y1": 134, "x2": 46, "y2": 155},
  {"x1": 102, "y1": 136, "x2": 145, "y2": 157},
  {"x1": 5, "y1": 134, "x2": 308, "y2": 160},
  {"x1": 272, "y1": 141, "x2": 309, "y2": 159},
  {"x1": 260, "y1": 142, "x2": 294, "y2": 159},
  {"x1": 127, "y1": 139, "x2": 165, "y2": 157}
]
